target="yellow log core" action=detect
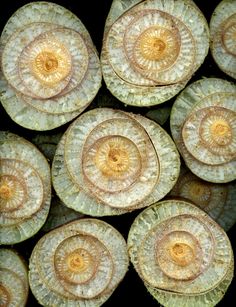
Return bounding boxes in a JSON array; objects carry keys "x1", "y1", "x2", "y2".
[
  {"x1": 31, "y1": 39, "x2": 72, "y2": 85},
  {"x1": 140, "y1": 36, "x2": 166, "y2": 61},
  {"x1": 95, "y1": 137, "x2": 131, "y2": 177},
  {"x1": 169, "y1": 242, "x2": 194, "y2": 266},
  {"x1": 66, "y1": 249, "x2": 93, "y2": 273},
  {"x1": 0, "y1": 175, "x2": 26, "y2": 212},
  {"x1": 137, "y1": 26, "x2": 178, "y2": 62},
  {"x1": 0, "y1": 183, "x2": 13, "y2": 200},
  {"x1": 35, "y1": 51, "x2": 59, "y2": 73},
  {"x1": 210, "y1": 119, "x2": 232, "y2": 145},
  {"x1": 108, "y1": 147, "x2": 129, "y2": 170}
]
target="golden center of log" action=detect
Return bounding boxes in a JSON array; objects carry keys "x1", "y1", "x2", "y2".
[
  {"x1": 140, "y1": 35, "x2": 166, "y2": 61},
  {"x1": 95, "y1": 137, "x2": 131, "y2": 177},
  {"x1": 199, "y1": 107, "x2": 235, "y2": 149},
  {"x1": 133, "y1": 26, "x2": 180, "y2": 71},
  {"x1": 31, "y1": 41, "x2": 72, "y2": 85},
  {"x1": 0, "y1": 184, "x2": 12, "y2": 200},
  {"x1": 169, "y1": 242, "x2": 195, "y2": 266},
  {"x1": 139, "y1": 27, "x2": 178, "y2": 61},
  {"x1": 66, "y1": 249, "x2": 93, "y2": 273},
  {"x1": 0, "y1": 174, "x2": 26, "y2": 212},
  {"x1": 0, "y1": 176, "x2": 15, "y2": 200},
  {"x1": 35, "y1": 51, "x2": 59, "y2": 73},
  {"x1": 210, "y1": 119, "x2": 232, "y2": 145},
  {"x1": 156, "y1": 230, "x2": 203, "y2": 281},
  {"x1": 108, "y1": 147, "x2": 129, "y2": 170},
  {"x1": 137, "y1": 26, "x2": 179, "y2": 63},
  {"x1": 0, "y1": 285, "x2": 10, "y2": 307}
]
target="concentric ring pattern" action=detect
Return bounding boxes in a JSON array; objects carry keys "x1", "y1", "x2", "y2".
[
  {"x1": 52, "y1": 108, "x2": 180, "y2": 216},
  {"x1": 210, "y1": 0, "x2": 236, "y2": 79},
  {"x1": 29, "y1": 219, "x2": 129, "y2": 306},
  {"x1": 170, "y1": 78, "x2": 236, "y2": 183},
  {"x1": 169, "y1": 166, "x2": 236, "y2": 231},
  {"x1": 0, "y1": 248, "x2": 29, "y2": 307},
  {"x1": 128, "y1": 199, "x2": 234, "y2": 307},
  {"x1": 101, "y1": 0, "x2": 209, "y2": 107},
  {"x1": 0, "y1": 131, "x2": 51, "y2": 244},
  {"x1": 0, "y1": 1, "x2": 101, "y2": 130}
]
